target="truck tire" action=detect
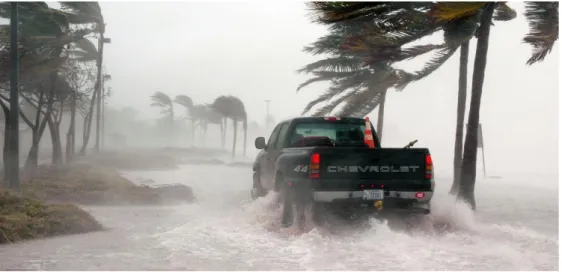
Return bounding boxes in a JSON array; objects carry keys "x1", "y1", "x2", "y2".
[
  {"x1": 280, "y1": 183, "x2": 308, "y2": 230},
  {"x1": 280, "y1": 186, "x2": 294, "y2": 227},
  {"x1": 251, "y1": 171, "x2": 266, "y2": 200}
]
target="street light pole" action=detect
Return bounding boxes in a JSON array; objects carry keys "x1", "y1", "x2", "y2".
[
  {"x1": 6, "y1": 2, "x2": 20, "y2": 189},
  {"x1": 94, "y1": 34, "x2": 110, "y2": 153},
  {"x1": 264, "y1": 99, "x2": 270, "y2": 130}
]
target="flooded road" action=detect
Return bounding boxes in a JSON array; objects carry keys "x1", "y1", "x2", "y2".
[{"x1": 0, "y1": 164, "x2": 557, "y2": 270}]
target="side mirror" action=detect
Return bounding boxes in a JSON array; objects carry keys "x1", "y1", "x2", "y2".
[{"x1": 255, "y1": 137, "x2": 266, "y2": 149}]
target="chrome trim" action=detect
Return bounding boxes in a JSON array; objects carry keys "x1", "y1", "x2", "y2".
[{"x1": 313, "y1": 190, "x2": 433, "y2": 202}]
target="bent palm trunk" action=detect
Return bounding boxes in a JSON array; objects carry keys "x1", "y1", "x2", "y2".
[
  {"x1": 243, "y1": 118, "x2": 247, "y2": 156},
  {"x1": 79, "y1": 90, "x2": 97, "y2": 155},
  {"x1": 232, "y1": 119, "x2": 237, "y2": 158},
  {"x1": 450, "y1": 41, "x2": 470, "y2": 195},
  {"x1": 458, "y1": 3, "x2": 495, "y2": 210},
  {"x1": 66, "y1": 93, "x2": 76, "y2": 163}
]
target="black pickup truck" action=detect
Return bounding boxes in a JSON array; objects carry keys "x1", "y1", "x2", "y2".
[{"x1": 251, "y1": 117, "x2": 435, "y2": 228}]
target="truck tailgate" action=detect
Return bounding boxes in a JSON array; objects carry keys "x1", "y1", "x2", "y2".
[{"x1": 312, "y1": 147, "x2": 431, "y2": 191}]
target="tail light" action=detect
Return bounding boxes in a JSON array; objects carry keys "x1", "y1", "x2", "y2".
[
  {"x1": 324, "y1": 117, "x2": 341, "y2": 121},
  {"x1": 425, "y1": 153, "x2": 433, "y2": 180},
  {"x1": 309, "y1": 153, "x2": 320, "y2": 179}
]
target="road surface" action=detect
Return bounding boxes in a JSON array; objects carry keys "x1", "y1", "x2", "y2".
[{"x1": 0, "y1": 164, "x2": 557, "y2": 270}]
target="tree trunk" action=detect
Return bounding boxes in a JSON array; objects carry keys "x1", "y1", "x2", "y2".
[
  {"x1": 201, "y1": 121, "x2": 206, "y2": 147},
  {"x1": 243, "y1": 118, "x2": 247, "y2": 157},
  {"x1": 458, "y1": 3, "x2": 495, "y2": 210},
  {"x1": 191, "y1": 119, "x2": 195, "y2": 146},
  {"x1": 1, "y1": 101, "x2": 12, "y2": 184},
  {"x1": 24, "y1": 100, "x2": 51, "y2": 175},
  {"x1": 376, "y1": 90, "x2": 387, "y2": 143},
  {"x1": 24, "y1": 138, "x2": 39, "y2": 176},
  {"x1": 203, "y1": 122, "x2": 208, "y2": 146},
  {"x1": 66, "y1": 92, "x2": 76, "y2": 163},
  {"x1": 24, "y1": 74, "x2": 56, "y2": 175},
  {"x1": 94, "y1": 35, "x2": 105, "y2": 153},
  {"x1": 79, "y1": 89, "x2": 97, "y2": 155},
  {"x1": 232, "y1": 119, "x2": 237, "y2": 158},
  {"x1": 222, "y1": 118, "x2": 227, "y2": 149},
  {"x1": 220, "y1": 118, "x2": 225, "y2": 149},
  {"x1": 47, "y1": 117, "x2": 62, "y2": 165},
  {"x1": 450, "y1": 41, "x2": 470, "y2": 195}
]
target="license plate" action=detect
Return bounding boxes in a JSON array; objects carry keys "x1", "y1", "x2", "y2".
[{"x1": 363, "y1": 190, "x2": 384, "y2": 200}]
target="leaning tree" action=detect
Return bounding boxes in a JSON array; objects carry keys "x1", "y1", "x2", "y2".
[
  {"x1": 150, "y1": 92, "x2": 174, "y2": 142},
  {"x1": 305, "y1": 1, "x2": 558, "y2": 209},
  {"x1": 211, "y1": 95, "x2": 247, "y2": 157}
]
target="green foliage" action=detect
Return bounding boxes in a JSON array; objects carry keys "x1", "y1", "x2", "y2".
[
  {"x1": 523, "y1": 2, "x2": 559, "y2": 65},
  {"x1": 174, "y1": 95, "x2": 194, "y2": 111},
  {"x1": 211, "y1": 95, "x2": 247, "y2": 121},
  {"x1": 298, "y1": 2, "x2": 532, "y2": 117},
  {"x1": 19, "y1": 162, "x2": 194, "y2": 206},
  {"x1": 150, "y1": 91, "x2": 174, "y2": 116},
  {"x1": 0, "y1": 190, "x2": 103, "y2": 244}
]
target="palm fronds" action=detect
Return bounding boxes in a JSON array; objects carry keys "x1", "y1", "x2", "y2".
[
  {"x1": 311, "y1": 88, "x2": 361, "y2": 117},
  {"x1": 150, "y1": 92, "x2": 173, "y2": 108},
  {"x1": 296, "y1": 70, "x2": 362, "y2": 92},
  {"x1": 336, "y1": 88, "x2": 385, "y2": 117},
  {"x1": 523, "y1": 2, "x2": 559, "y2": 65},
  {"x1": 297, "y1": 56, "x2": 366, "y2": 73},
  {"x1": 493, "y1": 2, "x2": 517, "y2": 21},
  {"x1": 174, "y1": 95, "x2": 194, "y2": 109},
  {"x1": 429, "y1": 2, "x2": 488, "y2": 22},
  {"x1": 307, "y1": 2, "x2": 433, "y2": 24}
]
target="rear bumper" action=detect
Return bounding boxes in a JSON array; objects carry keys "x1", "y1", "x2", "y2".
[
  {"x1": 284, "y1": 178, "x2": 434, "y2": 214},
  {"x1": 313, "y1": 191, "x2": 432, "y2": 215},
  {"x1": 313, "y1": 190, "x2": 433, "y2": 203}
]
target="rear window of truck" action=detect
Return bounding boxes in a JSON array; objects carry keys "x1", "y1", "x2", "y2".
[{"x1": 288, "y1": 121, "x2": 367, "y2": 147}]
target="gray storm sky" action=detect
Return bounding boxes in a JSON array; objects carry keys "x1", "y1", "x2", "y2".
[{"x1": 100, "y1": 2, "x2": 559, "y2": 178}]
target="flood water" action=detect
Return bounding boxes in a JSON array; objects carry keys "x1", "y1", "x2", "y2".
[{"x1": 0, "y1": 164, "x2": 557, "y2": 270}]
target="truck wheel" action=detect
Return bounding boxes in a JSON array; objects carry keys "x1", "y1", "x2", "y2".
[
  {"x1": 280, "y1": 186, "x2": 294, "y2": 227},
  {"x1": 251, "y1": 172, "x2": 266, "y2": 200},
  {"x1": 280, "y1": 185, "x2": 310, "y2": 231}
]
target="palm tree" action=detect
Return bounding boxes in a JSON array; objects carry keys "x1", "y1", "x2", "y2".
[
  {"x1": 308, "y1": 2, "x2": 558, "y2": 208},
  {"x1": 150, "y1": 92, "x2": 174, "y2": 141},
  {"x1": 211, "y1": 95, "x2": 247, "y2": 157},
  {"x1": 211, "y1": 95, "x2": 232, "y2": 150},
  {"x1": 434, "y1": 2, "x2": 558, "y2": 208},
  {"x1": 304, "y1": 2, "x2": 507, "y2": 194},
  {"x1": 0, "y1": 2, "x2": 103, "y2": 175},
  {"x1": 57, "y1": 2, "x2": 106, "y2": 153},
  {"x1": 173, "y1": 94, "x2": 194, "y2": 144}
]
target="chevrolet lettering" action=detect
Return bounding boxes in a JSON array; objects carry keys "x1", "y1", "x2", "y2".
[
  {"x1": 251, "y1": 116, "x2": 435, "y2": 230},
  {"x1": 327, "y1": 165, "x2": 420, "y2": 173}
]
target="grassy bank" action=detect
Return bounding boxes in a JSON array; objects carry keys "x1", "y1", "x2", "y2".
[
  {"x1": 0, "y1": 149, "x2": 205, "y2": 245},
  {"x1": 0, "y1": 191, "x2": 102, "y2": 244},
  {"x1": 22, "y1": 163, "x2": 196, "y2": 205}
]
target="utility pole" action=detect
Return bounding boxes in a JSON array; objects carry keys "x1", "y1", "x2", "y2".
[
  {"x1": 101, "y1": 82, "x2": 111, "y2": 150},
  {"x1": 264, "y1": 99, "x2": 270, "y2": 130},
  {"x1": 94, "y1": 33, "x2": 111, "y2": 153},
  {"x1": 101, "y1": 82, "x2": 105, "y2": 150},
  {"x1": 6, "y1": 2, "x2": 20, "y2": 189}
]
